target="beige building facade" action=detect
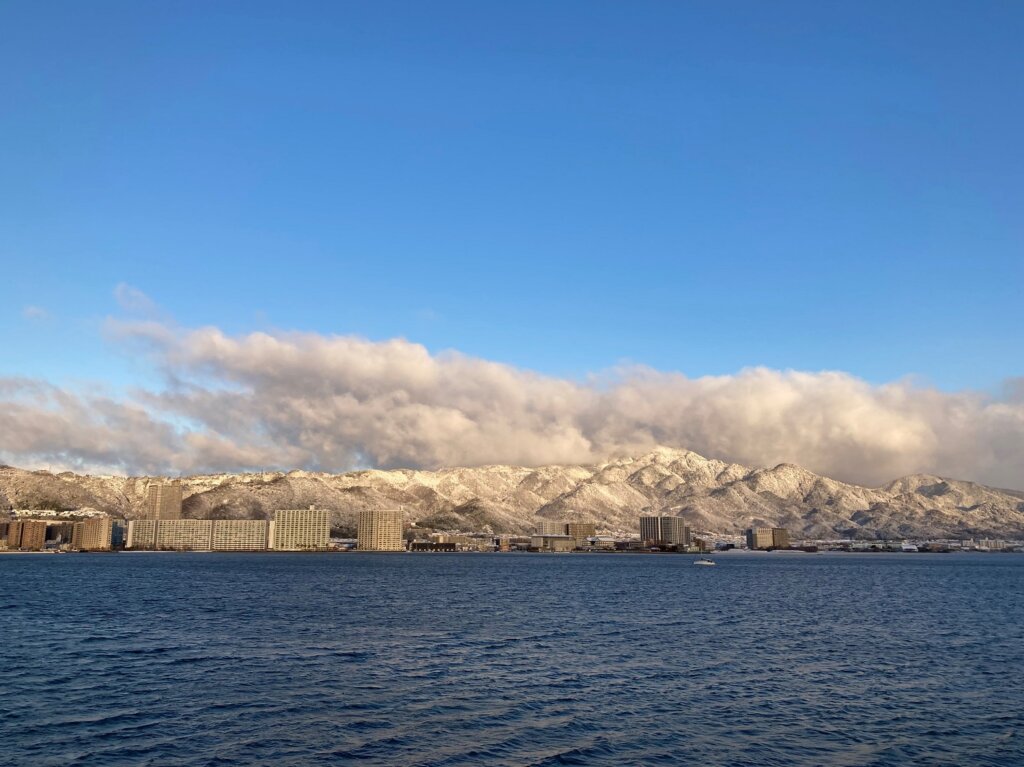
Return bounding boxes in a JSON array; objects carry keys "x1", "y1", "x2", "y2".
[
  {"x1": 155, "y1": 519, "x2": 213, "y2": 550},
  {"x1": 145, "y1": 481, "x2": 183, "y2": 520},
  {"x1": 273, "y1": 507, "x2": 329, "y2": 551},
  {"x1": 534, "y1": 519, "x2": 567, "y2": 536},
  {"x1": 126, "y1": 519, "x2": 159, "y2": 549},
  {"x1": 566, "y1": 522, "x2": 597, "y2": 548},
  {"x1": 7, "y1": 520, "x2": 47, "y2": 551},
  {"x1": 211, "y1": 520, "x2": 269, "y2": 551},
  {"x1": 639, "y1": 516, "x2": 690, "y2": 546},
  {"x1": 746, "y1": 527, "x2": 775, "y2": 550},
  {"x1": 74, "y1": 517, "x2": 113, "y2": 551},
  {"x1": 357, "y1": 509, "x2": 404, "y2": 551}
]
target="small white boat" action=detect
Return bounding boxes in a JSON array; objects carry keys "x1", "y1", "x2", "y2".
[{"x1": 693, "y1": 558, "x2": 716, "y2": 566}]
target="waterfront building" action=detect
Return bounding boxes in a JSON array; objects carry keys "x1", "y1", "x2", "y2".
[
  {"x1": 530, "y1": 534, "x2": 576, "y2": 552},
  {"x1": 155, "y1": 519, "x2": 213, "y2": 551},
  {"x1": 771, "y1": 528, "x2": 790, "y2": 549},
  {"x1": 274, "y1": 507, "x2": 330, "y2": 551},
  {"x1": 7, "y1": 520, "x2": 47, "y2": 551},
  {"x1": 112, "y1": 521, "x2": 127, "y2": 548},
  {"x1": 126, "y1": 519, "x2": 159, "y2": 550},
  {"x1": 357, "y1": 508, "x2": 404, "y2": 551},
  {"x1": 535, "y1": 519, "x2": 567, "y2": 536},
  {"x1": 410, "y1": 541, "x2": 457, "y2": 552},
  {"x1": 211, "y1": 519, "x2": 269, "y2": 551},
  {"x1": 566, "y1": 522, "x2": 597, "y2": 549},
  {"x1": 74, "y1": 517, "x2": 113, "y2": 551},
  {"x1": 746, "y1": 528, "x2": 775, "y2": 550},
  {"x1": 145, "y1": 481, "x2": 183, "y2": 520},
  {"x1": 639, "y1": 516, "x2": 690, "y2": 546},
  {"x1": 47, "y1": 521, "x2": 77, "y2": 546}
]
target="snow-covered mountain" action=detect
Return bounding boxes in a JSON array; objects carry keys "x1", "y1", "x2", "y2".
[{"x1": 2, "y1": 447, "x2": 1023, "y2": 539}]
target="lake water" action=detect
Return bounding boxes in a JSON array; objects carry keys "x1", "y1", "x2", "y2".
[{"x1": 2, "y1": 552, "x2": 1023, "y2": 766}]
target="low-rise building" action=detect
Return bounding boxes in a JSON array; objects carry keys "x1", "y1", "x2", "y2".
[{"x1": 530, "y1": 534, "x2": 576, "y2": 552}]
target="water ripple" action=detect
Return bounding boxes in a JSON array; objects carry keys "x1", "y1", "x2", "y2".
[{"x1": 2, "y1": 552, "x2": 1023, "y2": 766}]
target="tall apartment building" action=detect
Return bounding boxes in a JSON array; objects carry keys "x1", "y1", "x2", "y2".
[
  {"x1": 274, "y1": 507, "x2": 330, "y2": 551},
  {"x1": 155, "y1": 519, "x2": 213, "y2": 550},
  {"x1": 145, "y1": 481, "x2": 183, "y2": 520},
  {"x1": 534, "y1": 519, "x2": 567, "y2": 536},
  {"x1": 7, "y1": 520, "x2": 47, "y2": 551},
  {"x1": 566, "y1": 522, "x2": 597, "y2": 548},
  {"x1": 771, "y1": 528, "x2": 790, "y2": 549},
  {"x1": 211, "y1": 520, "x2": 269, "y2": 551},
  {"x1": 126, "y1": 519, "x2": 159, "y2": 550},
  {"x1": 639, "y1": 516, "x2": 690, "y2": 546},
  {"x1": 72, "y1": 517, "x2": 113, "y2": 551},
  {"x1": 746, "y1": 527, "x2": 775, "y2": 550},
  {"x1": 47, "y1": 522, "x2": 76, "y2": 546},
  {"x1": 357, "y1": 508, "x2": 404, "y2": 551}
]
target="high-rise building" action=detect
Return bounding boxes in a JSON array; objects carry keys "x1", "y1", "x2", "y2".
[
  {"x1": 126, "y1": 519, "x2": 159, "y2": 550},
  {"x1": 357, "y1": 508, "x2": 404, "y2": 551},
  {"x1": 566, "y1": 522, "x2": 597, "y2": 549},
  {"x1": 7, "y1": 520, "x2": 47, "y2": 551},
  {"x1": 47, "y1": 522, "x2": 76, "y2": 546},
  {"x1": 73, "y1": 517, "x2": 113, "y2": 551},
  {"x1": 274, "y1": 507, "x2": 330, "y2": 551},
  {"x1": 155, "y1": 519, "x2": 213, "y2": 550},
  {"x1": 771, "y1": 528, "x2": 790, "y2": 549},
  {"x1": 639, "y1": 516, "x2": 690, "y2": 546},
  {"x1": 211, "y1": 520, "x2": 269, "y2": 551},
  {"x1": 746, "y1": 527, "x2": 775, "y2": 550},
  {"x1": 145, "y1": 481, "x2": 183, "y2": 520},
  {"x1": 535, "y1": 519, "x2": 567, "y2": 536}
]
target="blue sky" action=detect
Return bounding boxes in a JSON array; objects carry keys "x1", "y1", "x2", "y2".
[{"x1": 2, "y1": 0, "x2": 1021, "y2": 392}]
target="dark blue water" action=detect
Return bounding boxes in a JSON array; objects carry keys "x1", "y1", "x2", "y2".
[{"x1": 2, "y1": 552, "x2": 1023, "y2": 766}]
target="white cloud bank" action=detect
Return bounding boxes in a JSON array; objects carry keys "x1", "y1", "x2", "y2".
[{"x1": 1, "y1": 322, "x2": 1022, "y2": 488}]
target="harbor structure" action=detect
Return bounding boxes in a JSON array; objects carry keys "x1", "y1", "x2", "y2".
[
  {"x1": 357, "y1": 508, "x2": 404, "y2": 551},
  {"x1": 274, "y1": 507, "x2": 330, "y2": 551}
]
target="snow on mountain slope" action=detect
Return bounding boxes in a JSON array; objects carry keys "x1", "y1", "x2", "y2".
[{"x1": 2, "y1": 448, "x2": 1022, "y2": 538}]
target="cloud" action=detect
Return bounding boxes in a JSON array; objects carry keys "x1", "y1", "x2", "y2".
[
  {"x1": 113, "y1": 283, "x2": 159, "y2": 315},
  {"x1": 1, "y1": 321, "x2": 1022, "y2": 488},
  {"x1": 21, "y1": 305, "x2": 51, "y2": 321}
]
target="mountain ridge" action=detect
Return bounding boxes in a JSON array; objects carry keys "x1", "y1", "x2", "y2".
[{"x1": 1, "y1": 448, "x2": 1022, "y2": 539}]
